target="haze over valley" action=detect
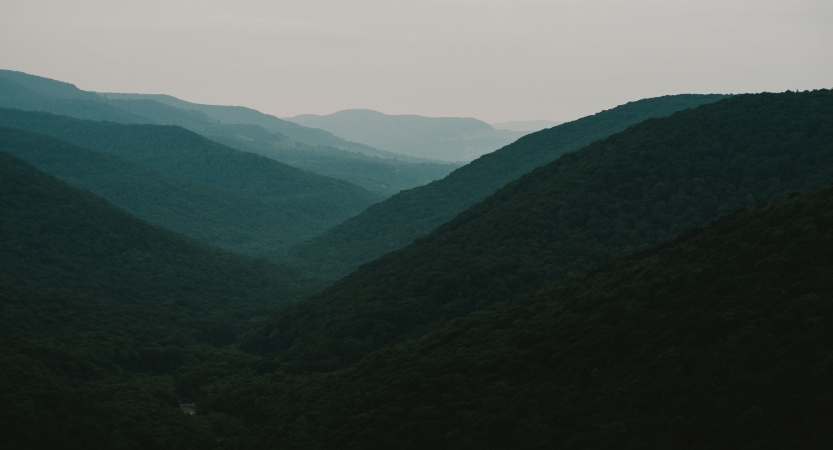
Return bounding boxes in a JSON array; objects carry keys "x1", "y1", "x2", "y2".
[{"x1": 1, "y1": 1, "x2": 832, "y2": 448}]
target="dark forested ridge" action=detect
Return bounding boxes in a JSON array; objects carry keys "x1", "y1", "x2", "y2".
[
  {"x1": 290, "y1": 94, "x2": 729, "y2": 279},
  {"x1": 0, "y1": 125, "x2": 332, "y2": 258},
  {"x1": 0, "y1": 152, "x2": 323, "y2": 448},
  {"x1": 250, "y1": 90, "x2": 833, "y2": 372},
  {"x1": 217, "y1": 175, "x2": 833, "y2": 449},
  {"x1": 0, "y1": 69, "x2": 459, "y2": 195},
  {"x1": 0, "y1": 108, "x2": 382, "y2": 225}
]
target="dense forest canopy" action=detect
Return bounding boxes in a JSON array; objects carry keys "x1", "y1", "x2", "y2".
[
  {"x1": 0, "y1": 152, "x2": 325, "y2": 448},
  {"x1": 251, "y1": 91, "x2": 833, "y2": 374},
  {"x1": 290, "y1": 93, "x2": 729, "y2": 279},
  {"x1": 213, "y1": 176, "x2": 833, "y2": 449}
]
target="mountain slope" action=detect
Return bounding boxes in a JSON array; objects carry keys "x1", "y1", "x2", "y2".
[
  {"x1": 0, "y1": 124, "x2": 331, "y2": 258},
  {"x1": 249, "y1": 90, "x2": 833, "y2": 372},
  {"x1": 0, "y1": 70, "x2": 459, "y2": 195},
  {"x1": 290, "y1": 94, "x2": 729, "y2": 279},
  {"x1": 0, "y1": 108, "x2": 381, "y2": 226},
  {"x1": 101, "y1": 93, "x2": 412, "y2": 160},
  {"x1": 0, "y1": 152, "x2": 323, "y2": 448},
  {"x1": 224, "y1": 175, "x2": 833, "y2": 449},
  {"x1": 286, "y1": 109, "x2": 527, "y2": 162}
]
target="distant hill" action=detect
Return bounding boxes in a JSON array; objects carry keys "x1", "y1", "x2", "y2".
[
  {"x1": 491, "y1": 119, "x2": 561, "y2": 132},
  {"x1": 0, "y1": 152, "x2": 322, "y2": 448},
  {"x1": 290, "y1": 94, "x2": 729, "y2": 279},
  {"x1": 0, "y1": 108, "x2": 381, "y2": 232},
  {"x1": 222, "y1": 174, "x2": 833, "y2": 449},
  {"x1": 250, "y1": 91, "x2": 833, "y2": 373},
  {"x1": 0, "y1": 69, "x2": 458, "y2": 196},
  {"x1": 285, "y1": 109, "x2": 528, "y2": 162},
  {"x1": 0, "y1": 121, "x2": 337, "y2": 259}
]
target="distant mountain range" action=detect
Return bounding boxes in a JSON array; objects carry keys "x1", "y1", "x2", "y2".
[
  {"x1": 285, "y1": 109, "x2": 529, "y2": 162},
  {"x1": 0, "y1": 70, "x2": 458, "y2": 196},
  {"x1": 0, "y1": 110, "x2": 382, "y2": 259}
]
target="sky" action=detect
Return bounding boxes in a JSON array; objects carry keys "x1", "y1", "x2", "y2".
[{"x1": 1, "y1": 0, "x2": 831, "y2": 123}]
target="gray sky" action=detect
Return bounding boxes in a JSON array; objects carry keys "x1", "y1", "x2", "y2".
[{"x1": 1, "y1": 0, "x2": 831, "y2": 123}]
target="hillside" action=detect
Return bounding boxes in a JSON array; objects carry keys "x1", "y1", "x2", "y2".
[
  {"x1": 0, "y1": 124, "x2": 332, "y2": 258},
  {"x1": 249, "y1": 90, "x2": 833, "y2": 373},
  {"x1": 0, "y1": 108, "x2": 381, "y2": 227},
  {"x1": 217, "y1": 174, "x2": 833, "y2": 449},
  {"x1": 286, "y1": 109, "x2": 527, "y2": 162},
  {"x1": 0, "y1": 152, "x2": 323, "y2": 448},
  {"x1": 290, "y1": 93, "x2": 729, "y2": 279},
  {"x1": 0, "y1": 69, "x2": 458, "y2": 195}
]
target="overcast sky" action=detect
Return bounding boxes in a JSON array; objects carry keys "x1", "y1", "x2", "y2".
[{"x1": 1, "y1": 0, "x2": 831, "y2": 123}]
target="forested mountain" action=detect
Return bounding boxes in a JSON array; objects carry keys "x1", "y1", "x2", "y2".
[
  {"x1": 285, "y1": 109, "x2": 527, "y2": 162},
  {"x1": 0, "y1": 125, "x2": 333, "y2": 258},
  {"x1": 215, "y1": 174, "x2": 833, "y2": 449},
  {"x1": 0, "y1": 69, "x2": 458, "y2": 195},
  {"x1": 290, "y1": 93, "x2": 729, "y2": 279},
  {"x1": 0, "y1": 152, "x2": 323, "y2": 448},
  {"x1": 101, "y1": 93, "x2": 409, "y2": 159},
  {"x1": 250, "y1": 91, "x2": 833, "y2": 373},
  {"x1": 0, "y1": 108, "x2": 381, "y2": 227}
]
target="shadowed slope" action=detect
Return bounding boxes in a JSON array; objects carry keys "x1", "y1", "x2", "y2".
[
  {"x1": 250, "y1": 91, "x2": 833, "y2": 373},
  {"x1": 290, "y1": 94, "x2": 729, "y2": 279}
]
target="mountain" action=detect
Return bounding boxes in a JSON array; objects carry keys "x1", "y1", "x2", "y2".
[
  {"x1": 248, "y1": 90, "x2": 833, "y2": 373},
  {"x1": 290, "y1": 93, "x2": 729, "y2": 279},
  {"x1": 0, "y1": 69, "x2": 458, "y2": 196},
  {"x1": 491, "y1": 119, "x2": 561, "y2": 132},
  {"x1": 100, "y1": 93, "x2": 412, "y2": 160},
  {"x1": 0, "y1": 152, "x2": 323, "y2": 448},
  {"x1": 217, "y1": 175, "x2": 833, "y2": 449},
  {"x1": 0, "y1": 108, "x2": 382, "y2": 234},
  {"x1": 285, "y1": 109, "x2": 528, "y2": 162},
  {"x1": 0, "y1": 122, "x2": 336, "y2": 259}
]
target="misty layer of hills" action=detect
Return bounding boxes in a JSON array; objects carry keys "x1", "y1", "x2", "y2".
[
  {"x1": 0, "y1": 70, "x2": 458, "y2": 196},
  {"x1": 286, "y1": 109, "x2": 529, "y2": 162},
  {"x1": 1, "y1": 67, "x2": 831, "y2": 449}
]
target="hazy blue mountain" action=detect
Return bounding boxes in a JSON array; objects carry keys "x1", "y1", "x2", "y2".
[
  {"x1": 285, "y1": 109, "x2": 528, "y2": 162},
  {"x1": 99, "y1": 92, "x2": 421, "y2": 161},
  {"x1": 0, "y1": 69, "x2": 458, "y2": 195},
  {"x1": 491, "y1": 119, "x2": 561, "y2": 132},
  {"x1": 0, "y1": 108, "x2": 382, "y2": 227},
  {"x1": 0, "y1": 73, "x2": 148, "y2": 123},
  {"x1": 0, "y1": 122, "x2": 333, "y2": 259},
  {"x1": 290, "y1": 93, "x2": 729, "y2": 279}
]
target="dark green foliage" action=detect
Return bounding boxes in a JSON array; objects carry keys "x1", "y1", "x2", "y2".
[
  {"x1": 0, "y1": 125, "x2": 330, "y2": 258},
  {"x1": 251, "y1": 91, "x2": 833, "y2": 372},
  {"x1": 0, "y1": 108, "x2": 382, "y2": 224},
  {"x1": 0, "y1": 152, "x2": 323, "y2": 448},
  {"x1": 221, "y1": 177, "x2": 833, "y2": 449},
  {"x1": 290, "y1": 94, "x2": 729, "y2": 278}
]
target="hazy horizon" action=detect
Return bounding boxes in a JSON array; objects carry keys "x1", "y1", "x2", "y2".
[{"x1": 1, "y1": 0, "x2": 831, "y2": 123}]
